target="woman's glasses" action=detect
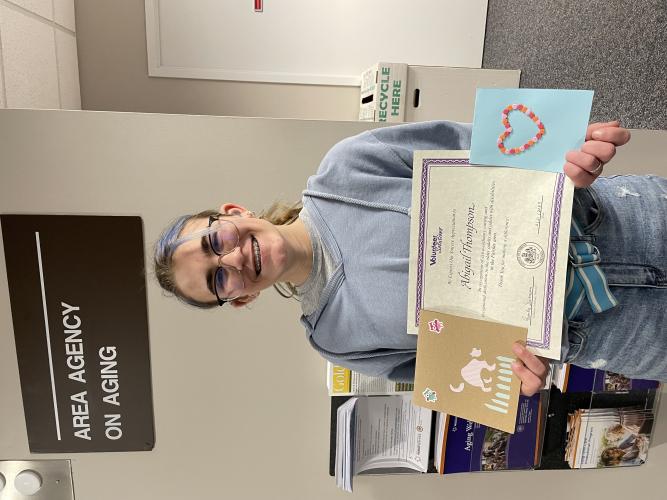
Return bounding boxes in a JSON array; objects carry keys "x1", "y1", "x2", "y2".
[{"x1": 206, "y1": 215, "x2": 245, "y2": 305}]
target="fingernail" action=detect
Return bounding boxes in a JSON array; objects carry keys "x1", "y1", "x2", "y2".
[
  {"x1": 592, "y1": 130, "x2": 603, "y2": 140},
  {"x1": 512, "y1": 343, "x2": 523, "y2": 355}
]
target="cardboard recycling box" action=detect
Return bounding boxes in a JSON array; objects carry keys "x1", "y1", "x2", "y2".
[{"x1": 359, "y1": 63, "x2": 521, "y2": 123}]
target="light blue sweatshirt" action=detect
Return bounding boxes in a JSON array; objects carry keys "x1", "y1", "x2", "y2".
[{"x1": 300, "y1": 121, "x2": 472, "y2": 381}]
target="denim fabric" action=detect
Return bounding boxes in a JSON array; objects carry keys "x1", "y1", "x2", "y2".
[{"x1": 564, "y1": 175, "x2": 667, "y2": 381}]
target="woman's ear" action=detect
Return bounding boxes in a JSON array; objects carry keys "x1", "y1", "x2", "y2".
[
  {"x1": 219, "y1": 203, "x2": 248, "y2": 216},
  {"x1": 229, "y1": 292, "x2": 259, "y2": 309}
]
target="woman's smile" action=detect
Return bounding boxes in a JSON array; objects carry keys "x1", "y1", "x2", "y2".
[{"x1": 251, "y1": 235, "x2": 262, "y2": 276}]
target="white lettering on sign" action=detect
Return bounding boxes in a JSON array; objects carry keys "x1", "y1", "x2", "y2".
[
  {"x1": 71, "y1": 391, "x2": 91, "y2": 440},
  {"x1": 104, "y1": 414, "x2": 123, "y2": 440},
  {"x1": 99, "y1": 346, "x2": 121, "y2": 406},
  {"x1": 62, "y1": 302, "x2": 86, "y2": 383},
  {"x1": 62, "y1": 303, "x2": 92, "y2": 440},
  {"x1": 100, "y1": 347, "x2": 123, "y2": 440}
]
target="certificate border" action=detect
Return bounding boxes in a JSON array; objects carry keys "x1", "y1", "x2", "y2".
[{"x1": 414, "y1": 157, "x2": 565, "y2": 349}]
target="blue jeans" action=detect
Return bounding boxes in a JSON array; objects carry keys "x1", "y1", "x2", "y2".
[{"x1": 564, "y1": 175, "x2": 667, "y2": 381}]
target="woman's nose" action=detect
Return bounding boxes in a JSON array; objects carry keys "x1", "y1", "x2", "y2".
[{"x1": 218, "y1": 247, "x2": 244, "y2": 271}]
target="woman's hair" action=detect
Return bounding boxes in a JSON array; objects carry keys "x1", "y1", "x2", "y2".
[
  {"x1": 260, "y1": 200, "x2": 302, "y2": 226},
  {"x1": 153, "y1": 201, "x2": 302, "y2": 308},
  {"x1": 600, "y1": 447, "x2": 625, "y2": 466},
  {"x1": 258, "y1": 201, "x2": 302, "y2": 300}
]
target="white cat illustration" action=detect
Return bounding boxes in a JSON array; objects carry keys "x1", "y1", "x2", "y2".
[{"x1": 450, "y1": 347, "x2": 496, "y2": 393}]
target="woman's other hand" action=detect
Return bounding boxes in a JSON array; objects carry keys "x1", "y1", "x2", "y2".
[
  {"x1": 563, "y1": 121, "x2": 631, "y2": 188},
  {"x1": 511, "y1": 341, "x2": 550, "y2": 397}
]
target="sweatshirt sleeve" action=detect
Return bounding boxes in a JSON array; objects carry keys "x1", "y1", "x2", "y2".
[
  {"x1": 306, "y1": 121, "x2": 472, "y2": 205},
  {"x1": 368, "y1": 120, "x2": 472, "y2": 169}
]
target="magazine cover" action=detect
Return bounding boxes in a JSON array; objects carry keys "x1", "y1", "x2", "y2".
[
  {"x1": 327, "y1": 362, "x2": 414, "y2": 396},
  {"x1": 439, "y1": 394, "x2": 542, "y2": 473},
  {"x1": 568, "y1": 408, "x2": 654, "y2": 468},
  {"x1": 560, "y1": 364, "x2": 660, "y2": 393}
]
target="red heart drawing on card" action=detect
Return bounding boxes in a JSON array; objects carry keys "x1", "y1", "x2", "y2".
[{"x1": 497, "y1": 104, "x2": 546, "y2": 155}]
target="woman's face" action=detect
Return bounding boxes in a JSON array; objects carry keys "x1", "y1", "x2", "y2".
[{"x1": 171, "y1": 208, "x2": 291, "y2": 306}]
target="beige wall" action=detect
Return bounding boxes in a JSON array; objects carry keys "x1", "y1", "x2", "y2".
[
  {"x1": 74, "y1": 0, "x2": 359, "y2": 120},
  {"x1": 1, "y1": 109, "x2": 666, "y2": 500}
]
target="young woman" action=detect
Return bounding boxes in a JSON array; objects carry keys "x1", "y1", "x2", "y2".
[{"x1": 155, "y1": 120, "x2": 667, "y2": 396}]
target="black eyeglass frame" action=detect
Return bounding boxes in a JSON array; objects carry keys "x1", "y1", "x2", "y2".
[{"x1": 207, "y1": 214, "x2": 244, "y2": 306}]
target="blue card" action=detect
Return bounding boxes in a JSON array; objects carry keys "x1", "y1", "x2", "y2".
[{"x1": 469, "y1": 88, "x2": 594, "y2": 172}]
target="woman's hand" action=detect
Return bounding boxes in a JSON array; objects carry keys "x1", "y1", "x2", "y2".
[
  {"x1": 563, "y1": 121, "x2": 631, "y2": 188},
  {"x1": 511, "y1": 341, "x2": 550, "y2": 397}
]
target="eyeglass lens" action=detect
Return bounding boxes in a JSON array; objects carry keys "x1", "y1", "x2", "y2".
[
  {"x1": 208, "y1": 220, "x2": 239, "y2": 255},
  {"x1": 214, "y1": 267, "x2": 245, "y2": 299},
  {"x1": 208, "y1": 220, "x2": 244, "y2": 299}
]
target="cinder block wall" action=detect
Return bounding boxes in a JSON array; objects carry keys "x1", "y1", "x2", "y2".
[{"x1": 0, "y1": 0, "x2": 80, "y2": 109}]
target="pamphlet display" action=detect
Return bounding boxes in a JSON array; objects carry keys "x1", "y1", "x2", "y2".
[{"x1": 330, "y1": 368, "x2": 661, "y2": 491}]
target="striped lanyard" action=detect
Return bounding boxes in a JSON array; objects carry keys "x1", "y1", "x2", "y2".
[{"x1": 564, "y1": 218, "x2": 618, "y2": 320}]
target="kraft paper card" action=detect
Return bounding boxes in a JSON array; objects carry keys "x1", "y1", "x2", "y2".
[
  {"x1": 412, "y1": 309, "x2": 527, "y2": 434},
  {"x1": 469, "y1": 88, "x2": 594, "y2": 173},
  {"x1": 407, "y1": 150, "x2": 573, "y2": 360}
]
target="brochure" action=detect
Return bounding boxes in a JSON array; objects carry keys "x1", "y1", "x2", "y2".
[
  {"x1": 327, "y1": 362, "x2": 414, "y2": 396},
  {"x1": 334, "y1": 395, "x2": 431, "y2": 492},
  {"x1": 552, "y1": 363, "x2": 660, "y2": 393},
  {"x1": 434, "y1": 394, "x2": 543, "y2": 473},
  {"x1": 565, "y1": 407, "x2": 655, "y2": 468}
]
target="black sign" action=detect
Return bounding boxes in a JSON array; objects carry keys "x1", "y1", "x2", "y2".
[{"x1": 1, "y1": 215, "x2": 155, "y2": 452}]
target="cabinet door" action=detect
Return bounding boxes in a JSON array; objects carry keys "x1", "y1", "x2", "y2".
[{"x1": 146, "y1": 0, "x2": 488, "y2": 85}]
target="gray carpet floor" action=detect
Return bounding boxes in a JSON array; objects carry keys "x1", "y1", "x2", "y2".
[{"x1": 483, "y1": 0, "x2": 667, "y2": 129}]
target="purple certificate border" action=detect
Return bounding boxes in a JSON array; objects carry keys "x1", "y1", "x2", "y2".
[{"x1": 414, "y1": 157, "x2": 565, "y2": 349}]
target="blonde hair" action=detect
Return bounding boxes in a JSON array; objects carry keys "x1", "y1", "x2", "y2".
[{"x1": 259, "y1": 201, "x2": 302, "y2": 226}]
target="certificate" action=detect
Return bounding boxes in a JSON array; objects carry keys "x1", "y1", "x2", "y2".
[{"x1": 407, "y1": 151, "x2": 574, "y2": 359}]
